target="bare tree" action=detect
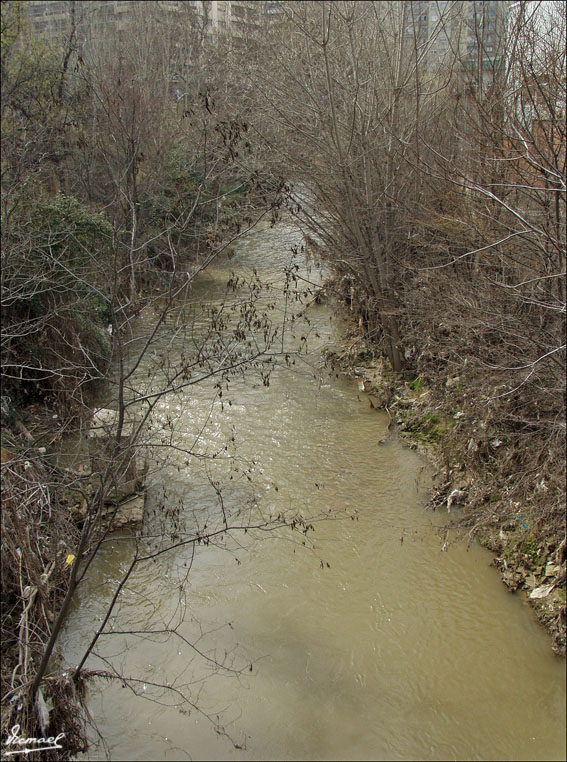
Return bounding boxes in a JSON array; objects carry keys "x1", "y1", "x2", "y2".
[
  {"x1": 243, "y1": 1, "x2": 449, "y2": 372},
  {"x1": 1, "y1": 4, "x2": 321, "y2": 756}
]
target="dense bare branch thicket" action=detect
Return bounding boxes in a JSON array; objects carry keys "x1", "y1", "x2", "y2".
[
  {"x1": 399, "y1": 1, "x2": 566, "y2": 546},
  {"x1": 239, "y1": 0, "x2": 565, "y2": 643},
  {"x1": 247, "y1": 1, "x2": 423, "y2": 372}
]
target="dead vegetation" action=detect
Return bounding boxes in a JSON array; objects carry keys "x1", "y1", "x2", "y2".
[
  {"x1": 1, "y1": 436, "x2": 90, "y2": 759},
  {"x1": 326, "y1": 285, "x2": 566, "y2": 655}
]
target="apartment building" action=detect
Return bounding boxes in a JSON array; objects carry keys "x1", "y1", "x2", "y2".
[
  {"x1": 25, "y1": 0, "x2": 280, "y2": 43},
  {"x1": 405, "y1": 0, "x2": 511, "y2": 88}
]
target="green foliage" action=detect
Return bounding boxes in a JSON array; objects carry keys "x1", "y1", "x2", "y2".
[
  {"x1": 28, "y1": 195, "x2": 113, "y2": 260},
  {"x1": 142, "y1": 145, "x2": 252, "y2": 251},
  {"x1": 408, "y1": 374, "x2": 424, "y2": 393},
  {"x1": 1, "y1": 1, "x2": 28, "y2": 66},
  {"x1": 503, "y1": 523, "x2": 540, "y2": 565},
  {"x1": 418, "y1": 413, "x2": 449, "y2": 444},
  {"x1": 1, "y1": 1, "x2": 62, "y2": 119},
  {"x1": 7, "y1": 192, "x2": 113, "y2": 300},
  {"x1": 89, "y1": 295, "x2": 113, "y2": 325},
  {"x1": 2, "y1": 191, "x2": 114, "y2": 407},
  {"x1": 142, "y1": 148, "x2": 201, "y2": 234},
  {"x1": 400, "y1": 409, "x2": 454, "y2": 447},
  {"x1": 33, "y1": 195, "x2": 112, "y2": 235}
]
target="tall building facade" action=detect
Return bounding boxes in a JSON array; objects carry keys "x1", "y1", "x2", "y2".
[
  {"x1": 25, "y1": 0, "x2": 280, "y2": 42},
  {"x1": 459, "y1": 0, "x2": 510, "y2": 88},
  {"x1": 404, "y1": 0, "x2": 511, "y2": 88}
]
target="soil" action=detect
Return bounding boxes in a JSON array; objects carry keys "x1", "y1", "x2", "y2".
[{"x1": 324, "y1": 326, "x2": 566, "y2": 657}]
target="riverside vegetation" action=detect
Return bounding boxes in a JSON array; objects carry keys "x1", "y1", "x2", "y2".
[{"x1": 1, "y1": 1, "x2": 565, "y2": 759}]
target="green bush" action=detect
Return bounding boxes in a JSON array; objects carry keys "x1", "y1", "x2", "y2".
[{"x1": 2, "y1": 193, "x2": 114, "y2": 409}]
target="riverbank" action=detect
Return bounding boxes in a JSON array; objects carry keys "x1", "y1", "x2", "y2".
[
  {"x1": 1, "y1": 400, "x2": 149, "y2": 758},
  {"x1": 324, "y1": 308, "x2": 566, "y2": 656}
]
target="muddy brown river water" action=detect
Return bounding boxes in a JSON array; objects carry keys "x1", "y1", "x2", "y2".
[{"x1": 60, "y1": 222, "x2": 566, "y2": 761}]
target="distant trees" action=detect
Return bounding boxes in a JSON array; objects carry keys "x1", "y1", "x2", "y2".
[
  {"x1": 249, "y1": 1, "x2": 422, "y2": 371},
  {"x1": 247, "y1": 0, "x2": 564, "y2": 375},
  {"x1": 410, "y1": 0, "x2": 566, "y2": 539},
  {"x1": 245, "y1": 0, "x2": 565, "y2": 541},
  {"x1": 1, "y1": 0, "x2": 282, "y2": 413}
]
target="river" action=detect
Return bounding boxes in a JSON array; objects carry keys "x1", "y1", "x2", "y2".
[{"x1": 60, "y1": 221, "x2": 566, "y2": 761}]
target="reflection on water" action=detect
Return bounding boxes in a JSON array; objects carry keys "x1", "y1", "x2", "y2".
[{"x1": 61, "y1": 223, "x2": 566, "y2": 762}]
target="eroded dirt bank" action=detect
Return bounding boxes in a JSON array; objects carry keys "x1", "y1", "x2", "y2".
[{"x1": 324, "y1": 309, "x2": 566, "y2": 657}]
